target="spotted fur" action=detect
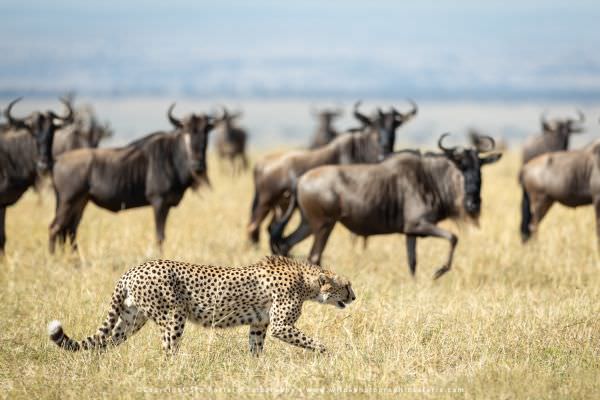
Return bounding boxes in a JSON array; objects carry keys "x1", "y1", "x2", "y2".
[{"x1": 47, "y1": 256, "x2": 355, "y2": 356}]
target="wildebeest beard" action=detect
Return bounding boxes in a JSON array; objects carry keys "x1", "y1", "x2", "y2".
[{"x1": 462, "y1": 168, "x2": 482, "y2": 218}]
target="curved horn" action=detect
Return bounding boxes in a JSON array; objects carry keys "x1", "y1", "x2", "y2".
[
  {"x1": 475, "y1": 135, "x2": 495, "y2": 152},
  {"x1": 353, "y1": 101, "x2": 370, "y2": 126},
  {"x1": 438, "y1": 133, "x2": 458, "y2": 153},
  {"x1": 405, "y1": 98, "x2": 418, "y2": 117},
  {"x1": 167, "y1": 103, "x2": 182, "y2": 128},
  {"x1": 540, "y1": 111, "x2": 550, "y2": 129},
  {"x1": 4, "y1": 97, "x2": 27, "y2": 127},
  {"x1": 55, "y1": 97, "x2": 74, "y2": 122},
  {"x1": 221, "y1": 105, "x2": 229, "y2": 120}
]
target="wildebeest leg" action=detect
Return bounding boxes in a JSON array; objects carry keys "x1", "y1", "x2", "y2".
[
  {"x1": 50, "y1": 197, "x2": 80, "y2": 254},
  {"x1": 406, "y1": 235, "x2": 417, "y2": 277},
  {"x1": 0, "y1": 207, "x2": 6, "y2": 255},
  {"x1": 152, "y1": 199, "x2": 170, "y2": 250},
  {"x1": 248, "y1": 200, "x2": 271, "y2": 244},
  {"x1": 405, "y1": 221, "x2": 457, "y2": 280},
  {"x1": 528, "y1": 195, "x2": 553, "y2": 238},
  {"x1": 307, "y1": 222, "x2": 335, "y2": 266},
  {"x1": 66, "y1": 198, "x2": 88, "y2": 251},
  {"x1": 272, "y1": 216, "x2": 313, "y2": 256},
  {"x1": 594, "y1": 197, "x2": 600, "y2": 252}
]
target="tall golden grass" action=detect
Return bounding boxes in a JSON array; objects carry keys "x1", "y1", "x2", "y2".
[{"x1": 0, "y1": 152, "x2": 598, "y2": 399}]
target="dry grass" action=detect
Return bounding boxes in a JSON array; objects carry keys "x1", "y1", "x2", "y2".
[{"x1": 0, "y1": 152, "x2": 599, "y2": 399}]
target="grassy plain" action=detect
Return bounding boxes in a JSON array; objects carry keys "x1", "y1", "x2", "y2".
[{"x1": 0, "y1": 152, "x2": 599, "y2": 399}]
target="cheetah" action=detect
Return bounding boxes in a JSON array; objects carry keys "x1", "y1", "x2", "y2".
[{"x1": 47, "y1": 255, "x2": 355, "y2": 355}]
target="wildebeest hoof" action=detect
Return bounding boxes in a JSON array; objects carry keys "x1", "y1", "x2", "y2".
[
  {"x1": 433, "y1": 266, "x2": 450, "y2": 280},
  {"x1": 269, "y1": 240, "x2": 289, "y2": 256}
]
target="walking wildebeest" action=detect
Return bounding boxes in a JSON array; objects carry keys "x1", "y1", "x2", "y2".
[
  {"x1": 214, "y1": 107, "x2": 248, "y2": 173},
  {"x1": 519, "y1": 110, "x2": 585, "y2": 240},
  {"x1": 247, "y1": 101, "x2": 419, "y2": 244},
  {"x1": 520, "y1": 139, "x2": 600, "y2": 246},
  {"x1": 308, "y1": 108, "x2": 343, "y2": 149},
  {"x1": 270, "y1": 133, "x2": 502, "y2": 279},
  {"x1": 49, "y1": 103, "x2": 217, "y2": 252},
  {"x1": 0, "y1": 97, "x2": 74, "y2": 253}
]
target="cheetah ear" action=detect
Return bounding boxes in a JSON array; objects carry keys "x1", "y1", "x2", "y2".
[{"x1": 318, "y1": 273, "x2": 329, "y2": 287}]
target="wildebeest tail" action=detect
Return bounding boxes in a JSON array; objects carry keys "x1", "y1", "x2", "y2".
[
  {"x1": 268, "y1": 188, "x2": 297, "y2": 254},
  {"x1": 47, "y1": 281, "x2": 127, "y2": 352},
  {"x1": 520, "y1": 185, "x2": 532, "y2": 242}
]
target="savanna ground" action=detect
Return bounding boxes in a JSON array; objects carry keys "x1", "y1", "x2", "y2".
[{"x1": 0, "y1": 151, "x2": 599, "y2": 399}]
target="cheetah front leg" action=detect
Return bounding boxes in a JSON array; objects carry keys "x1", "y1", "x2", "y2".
[
  {"x1": 269, "y1": 300, "x2": 326, "y2": 353},
  {"x1": 270, "y1": 324, "x2": 326, "y2": 353},
  {"x1": 248, "y1": 323, "x2": 269, "y2": 356}
]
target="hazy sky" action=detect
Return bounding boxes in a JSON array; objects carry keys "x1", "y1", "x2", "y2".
[{"x1": 1, "y1": 1, "x2": 599, "y2": 100}]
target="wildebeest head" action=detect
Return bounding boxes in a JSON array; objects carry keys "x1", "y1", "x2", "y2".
[
  {"x1": 438, "y1": 133, "x2": 502, "y2": 216},
  {"x1": 4, "y1": 97, "x2": 74, "y2": 172},
  {"x1": 167, "y1": 103, "x2": 217, "y2": 175},
  {"x1": 313, "y1": 107, "x2": 342, "y2": 126},
  {"x1": 541, "y1": 110, "x2": 585, "y2": 139},
  {"x1": 353, "y1": 100, "x2": 418, "y2": 156},
  {"x1": 219, "y1": 106, "x2": 243, "y2": 131}
]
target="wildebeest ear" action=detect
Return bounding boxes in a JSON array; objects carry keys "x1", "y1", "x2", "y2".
[{"x1": 480, "y1": 152, "x2": 502, "y2": 165}]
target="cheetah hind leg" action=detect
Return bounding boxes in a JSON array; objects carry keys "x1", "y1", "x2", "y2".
[
  {"x1": 160, "y1": 308, "x2": 187, "y2": 355},
  {"x1": 248, "y1": 323, "x2": 268, "y2": 356},
  {"x1": 110, "y1": 305, "x2": 148, "y2": 347}
]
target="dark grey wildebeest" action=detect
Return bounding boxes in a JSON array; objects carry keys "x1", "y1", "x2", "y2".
[
  {"x1": 0, "y1": 97, "x2": 74, "y2": 253},
  {"x1": 49, "y1": 104, "x2": 217, "y2": 252},
  {"x1": 520, "y1": 139, "x2": 600, "y2": 246},
  {"x1": 270, "y1": 134, "x2": 501, "y2": 279},
  {"x1": 519, "y1": 110, "x2": 585, "y2": 240},
  {"x1": 308, "y1": 107, "x2": 343, "y2": 149},
  {"x1": 214, "y1": 107, "x2": 248, "y2": 173}
]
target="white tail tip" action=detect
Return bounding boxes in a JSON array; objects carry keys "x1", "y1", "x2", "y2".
[{"x1": 47, "y1": 320, "x2": 62, "y2": 336}]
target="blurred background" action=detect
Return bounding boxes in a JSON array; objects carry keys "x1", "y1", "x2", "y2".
[{"x1": 1, "y1": 0, "x2": 599, "y2": 147}]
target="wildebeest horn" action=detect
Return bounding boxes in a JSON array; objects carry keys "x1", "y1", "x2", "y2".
[
  {"x1": 5, "y1": 97, "x2": 27, "y2": 128},
  {"x1": 540, "y1": 111, "x2": 549, "y2": 127},
  {"x1": 221, "y1": 106, "x2": 229, "y2": 120},
  {"x1": 576, "y1": 109, "x2": 585, "y2": 123},
  {"x1": 52, "y1": 97, "x2": 74, "y2": 122},
  {"x1": 167, "y1": 103, "x2": 183, "y2": 128},
  {"x1": 438, "y1": 133, "x2": 458, "y2": 154},
  {"x1": 475, "y1": 135, "x2": 495, "y2": 152},
  {"x1": 353, "y1": 101, "x2": 370, "y2": 126}
]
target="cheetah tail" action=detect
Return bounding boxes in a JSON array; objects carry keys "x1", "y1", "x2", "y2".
[{"x1": 47, "y1": 281, "x2": 127, "y2": 352}]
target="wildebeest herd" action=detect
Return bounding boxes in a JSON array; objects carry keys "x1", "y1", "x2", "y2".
[
  {"x1": 0, "y1": 97, "x2": 598, "y2": 354},
  {"x1": 1, "y1": 97, "x2": 598, "y2": 265}
]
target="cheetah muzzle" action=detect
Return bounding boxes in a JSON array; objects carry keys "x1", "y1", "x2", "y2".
[{"x1": 47, "y1": 255, "x2": 355, "y2": 356}]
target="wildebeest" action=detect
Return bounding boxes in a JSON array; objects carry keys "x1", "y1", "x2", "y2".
[
  {"x1": 519, "y1": 110, "x2": 585, "y2": 240},
  {"x1": 270, "y1": 134, "x2": 502, "y2": 279},
  {"x1": 49, "y1": 103, "x2": 217, "y2": 252},
  {"x1": 0, "y1": 97, "x2": 74, "y2": 253},
  {"x1": 520, "y1": 139, "x2": 600, "y2": 246},
  {"x1": 308, "y1": 107, "x2": 343, "y2": 149},
  {"x1": 214, "y1": 107, "x2": 248, "y2": 173},
  {"x1": 52, "y1": 104, "x2": 113, "y2": 157},
  {"x1": 247, "y1": 101, "x2": 418, "y2": 244},
  {"x1": 522, "y1": 111, "x2": 585, "y2": 164}
]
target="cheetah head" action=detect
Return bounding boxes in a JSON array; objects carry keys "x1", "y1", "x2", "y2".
[{"x1": 314, "y1": 272, "x2": 356, "y2": 309}]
